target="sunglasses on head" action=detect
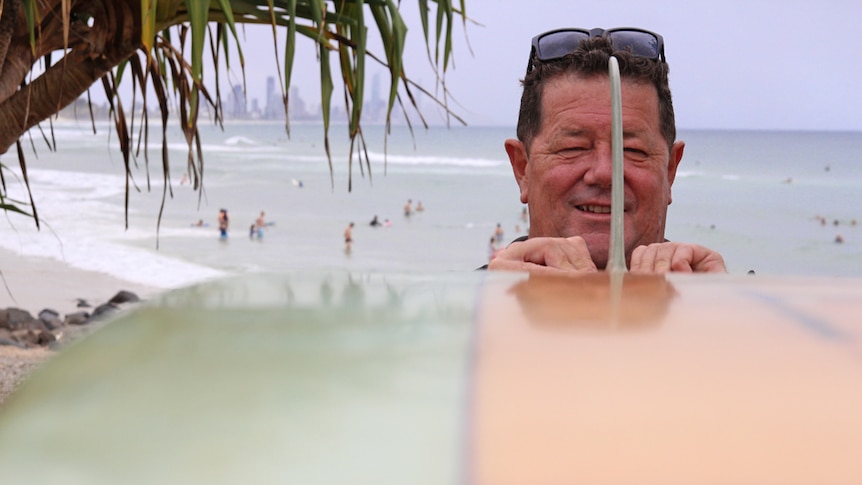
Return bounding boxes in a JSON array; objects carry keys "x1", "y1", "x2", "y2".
[{"x1": 527, "y1": 27, "x2": 665, "y2": 74}]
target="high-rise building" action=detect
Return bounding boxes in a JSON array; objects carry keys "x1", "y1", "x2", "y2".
[{"x1": 227, "y1": 84, "x2": 247, "y2": 118}]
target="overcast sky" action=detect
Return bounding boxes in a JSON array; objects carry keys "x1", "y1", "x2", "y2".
[{"x1": 225, "y1": 0, "x2": 860, "y2": 131}]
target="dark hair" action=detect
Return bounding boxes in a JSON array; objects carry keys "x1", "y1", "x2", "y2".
[{"x1": 516, "y1": 36, "x2": 676, "y2": 151}]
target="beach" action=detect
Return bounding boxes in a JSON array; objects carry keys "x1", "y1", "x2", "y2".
[
  {"x1": 1, "y1": 124, "x2": 861, "y2": 405},
  {"x1": 0, "y1": 247, "x2": 159, "y2": 317},
  {"x1": 0, "y1": 246, "x2": 159, "y2": 406}
]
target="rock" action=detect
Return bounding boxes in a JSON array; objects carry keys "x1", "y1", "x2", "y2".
[
  {"x1": 39, "y1": 309, "x2": 64, "y2": 330},
  {"x1": 108, "y1": 290, "x2": 140, "y2": 305},
  {"x1": 0, "y1": 309, "x2": 47, "y2": 334},
  {"x1": 0, "y1": 289, "x2": 143, "y2": 349},
  {"x1": 0, "y1": 328, "x2": 19, "y2": 348},
  {"x1": 34, "y1": 329, "x2": 57, "y2": 346},
  {"x1": 10, "y1": 329, "x2": 35, "y2": 347},
  {"x1": 11, "y1": 328, "x2": 56, "y2": 347},
  {"x1": 76, "y1": 298, "x2": 91, "y2": 308},
  {"x1": 0, "y1": 336, "x2": 26, "y2": 348},
  {"x1": 64, "y1": 311, "x2": 90, "y2": 326},
  {"x1": 0, "y1": 308, "x2": 35, "y2": 330},
  {"x1": 91, "y1": 302, "x2": 119, "y2": 319},
  {"x1": 38, "y1": 308, "x2": 59, "y2": 319}
]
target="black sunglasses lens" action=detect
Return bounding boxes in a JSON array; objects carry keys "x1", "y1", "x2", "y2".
[
  {"x1": 608, "y1": 31, "x2": 660, "y2": 58},
  {"x1": 537, "y1": 31, "x2": 590, "y2": 61}
]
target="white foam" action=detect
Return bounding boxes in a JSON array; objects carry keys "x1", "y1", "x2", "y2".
[
  {"x1": 675, "y1": 170, "x2": 705, "y2": 178},
  {"x1": 0, "y1": 236, "x2": 225, "y2": 289},
  {"x1": 1, "y1": 167, "x2": 227, "y2": 289},
  {"x1": 167, "y1": 141, "x2": 278, "y2": 155},
  {"x1": 223, "y1": 136, "x2": 258, "y2": 146},
  {"x1": 365, "y1": 151, "x2": 503, "y2": 168}
]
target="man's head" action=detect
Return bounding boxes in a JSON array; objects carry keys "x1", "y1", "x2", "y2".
[{"x1": 505, "y1": 27, "x2": 684, "y2": 269}]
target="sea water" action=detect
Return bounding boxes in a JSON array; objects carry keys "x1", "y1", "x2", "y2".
[{"x1": 1, "y1": 121, "x2": 860, "y2": 289}]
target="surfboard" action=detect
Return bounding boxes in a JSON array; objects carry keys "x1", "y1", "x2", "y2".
[{"x1": 0, "y1": 271, "x2": 860, "y2": 484}]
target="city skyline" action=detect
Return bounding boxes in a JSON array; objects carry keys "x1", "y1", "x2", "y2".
[{"x1": 61, "y1": 72, "x2": 409, "y2": 126}]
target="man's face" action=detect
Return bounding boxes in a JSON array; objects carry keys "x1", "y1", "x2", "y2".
[{"x1": 506, "y1": 73, "x2": 684, "y2": 269}]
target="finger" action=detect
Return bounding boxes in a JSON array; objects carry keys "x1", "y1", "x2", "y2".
[
  {"x1": 668, "y1": 245, "x2": 695, "y2": 273},
  {"x1": 488, "y1": 237, "x2": 597, "y2": 273},
  {"x1": 551, "y1": 237, "x2": 597, "y2": 272},
  {"x1": 488, "y1": 257, "x2": 544, "y2": 272},
  {"x1": 630, "y1": 244, "x2": 666, "y2": 273},
  {"x1": 630, "y1": 245, "x2": 648, "y2": 273},
  {"x1": 631, "y1": 243, "x2": 679, "y2": 274},
  {"x1": 687, "y1": 245, "x2": 727, "y2": 273},
  {"x1": 632, "y1": 243, "x2": 728, "y2": 273},
  {"x1": 520, "y1": 241, "x2": 595, "y2": 273},
  {"x1": 488, "y1": 252, "x2": 589, "y2": 275}
]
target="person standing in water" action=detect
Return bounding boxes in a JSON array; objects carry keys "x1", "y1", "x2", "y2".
[
  {"x1": 255, "y1": 211, "x2": 266, "y2": 239},
  {"x1": 218, "y1": 209, "x2": 230, "y2": 239},
  {"x1": 344, "y1": 222, "x2": 355, "y2": 253},
  {"x1": 494, "y1": 223, "x2": 505, "y2": 244}
]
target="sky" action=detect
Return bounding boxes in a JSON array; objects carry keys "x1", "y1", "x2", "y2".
[{"x1": 210, "y1": 0, "x2": 861, "y2": 132}]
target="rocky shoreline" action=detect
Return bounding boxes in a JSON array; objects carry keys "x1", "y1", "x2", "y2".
[{"x1": 0, "y1": 290, "x2": 143, "y2": 407}]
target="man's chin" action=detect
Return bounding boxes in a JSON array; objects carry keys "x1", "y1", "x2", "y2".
[{"x1": 582, "y1": 237, "x2": 610, "y2": 270}]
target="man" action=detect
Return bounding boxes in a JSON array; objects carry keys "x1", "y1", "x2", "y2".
[
  {"x1": 494, "y1": 223, "x2": 505, "y2": 244},
  {"x1": 344, "y1": 222, "x2": 355, "y2": 253},
  {"x1": 218, "y1": 209, "x2": 229, "y2": 239},
  {"x1": 489, "y1": 28, "x2": 725, "y2": 274},
  {"x1": 404, "y1": 199, "x2": 413, "y2": 218},
  {"x1": 255, "y1": 211, "x2": 266, "y2": 239}
]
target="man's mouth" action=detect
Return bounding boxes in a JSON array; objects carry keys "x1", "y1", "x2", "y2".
[{"x1": 576, "y1": 205, "x2": 611, "y2": 214}]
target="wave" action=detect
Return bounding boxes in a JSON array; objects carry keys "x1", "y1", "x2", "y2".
[
  {"x1": 160, "y1": 143, "x2": 505, "y2": 171},
  {"x1": 166, "y1": 141, "x2": 278, "y2": 154},
  {"x1": 0, "y1": 235, "x2": 225, "y2": 290},
  {"x1": 223, "y1": 136, "x2": 258, "y2": 146},
  {"x1": 0, "y1": 167, "x2": 226, "y2": 289},
  {"x1": 676, "y1": 170, "x2": 743, "y2": 182},
  {"x1": 365, "y1": 151, "x2": 503, "y2": 168},
  {"x1": 674, "y1": 170, "x2": 705, "y2": 178},
  {"x1": 3, "y1": 168, "x2": 127, "y2": 202}
]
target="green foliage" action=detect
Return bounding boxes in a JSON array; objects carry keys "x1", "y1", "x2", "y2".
[{"x1": 0, "y1": 0, "x2": 471, "y2": 233}]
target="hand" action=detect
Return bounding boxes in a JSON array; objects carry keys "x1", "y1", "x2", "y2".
[
  {"x1": 487, "y1": 236, "x2": 598, "y2": 274},
  {"x1": 630, "y1": 242, "x2": 726, "y2": 274}
]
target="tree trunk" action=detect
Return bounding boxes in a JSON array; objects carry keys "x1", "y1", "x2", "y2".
[{"x1": 0, "y1": 0, "x2": 142, "y2": 155}]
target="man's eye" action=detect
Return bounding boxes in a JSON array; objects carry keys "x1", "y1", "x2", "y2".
[{"x1": 624, "y1": 147, "x2": 648, "y2": 157}]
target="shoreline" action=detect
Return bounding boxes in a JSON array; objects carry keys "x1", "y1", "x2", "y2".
[
  {"x1": 0, "y1": 246, "x2": 161, "y2": 317},
  {"x1": 0, "y1": 246, "x2": 164, "y2": 406}
]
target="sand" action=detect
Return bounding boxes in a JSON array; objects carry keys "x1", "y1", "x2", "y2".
[
  {"x1": 0, "y1": 247, "x2": 161, "y2": 317},
  {"x1": 0, "y1": 247, "x2": 162, "y2": 407}
]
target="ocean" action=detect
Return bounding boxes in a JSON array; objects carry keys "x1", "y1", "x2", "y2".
[{"x1": 1, "y1": 121, "x2": 860, "y2": 290}]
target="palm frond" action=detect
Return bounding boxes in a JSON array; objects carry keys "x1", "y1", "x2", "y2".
[{"x1": 0, "y1": 0, "x2": 470, "y2": 233}]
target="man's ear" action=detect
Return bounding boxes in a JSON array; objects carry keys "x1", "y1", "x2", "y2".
[
  {"x1": 505, "y1": 138, "x2": 530, "y2": 204},
  {"x1": 667, "y1": 140, "x2": 685, "y2": 205}
]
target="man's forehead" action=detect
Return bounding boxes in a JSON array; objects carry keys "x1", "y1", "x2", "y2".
[
  {"x1": 541, "y1": 76, "x2": 659, "y2": 114},
  {"x1": 543, "y1": 71, "x2": 658, "y2": 102},
  {"x1": 540, "y1": 74, "x2": 660, "y2": 129}
]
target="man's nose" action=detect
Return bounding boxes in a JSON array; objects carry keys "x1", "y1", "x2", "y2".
[{"x1": 582, "y1": 144, "x2": 613, "y2": 187}]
